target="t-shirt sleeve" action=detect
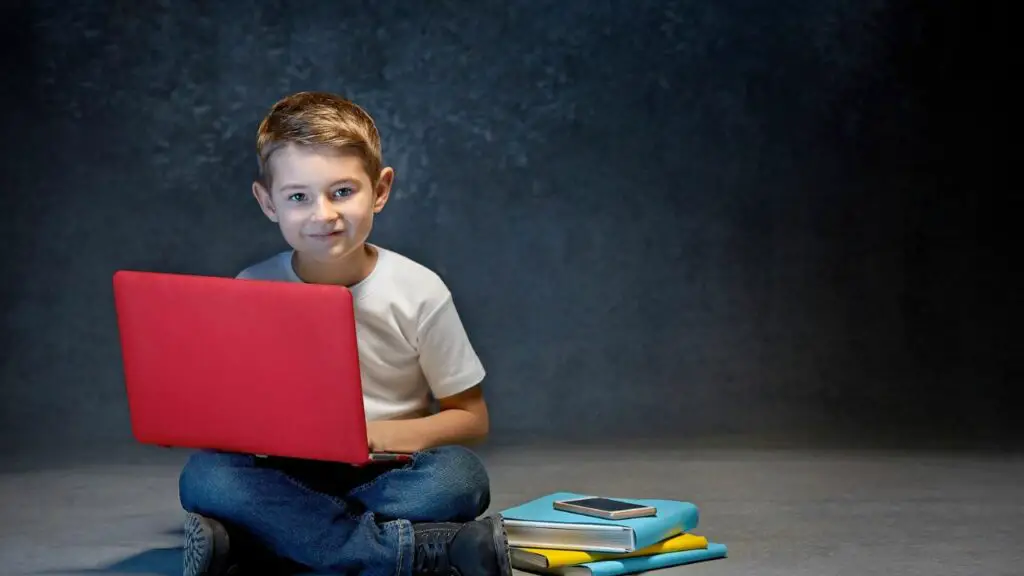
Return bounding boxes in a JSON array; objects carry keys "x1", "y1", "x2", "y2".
[{"x1": 417, "y1": 295, "x2": 486, "y2": 399}]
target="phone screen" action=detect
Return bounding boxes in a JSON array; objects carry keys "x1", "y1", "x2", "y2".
[{"x1": 566, "y1": 497, "x2": 647, "y2": 512}]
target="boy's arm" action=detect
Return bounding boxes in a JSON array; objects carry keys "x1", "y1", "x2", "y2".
[
  {"x1": 367, "y1": 385, "x2": 490, "y2": 453},
  {"x1": 366, "y1": 290, "x2": 488, "y2": 454}
]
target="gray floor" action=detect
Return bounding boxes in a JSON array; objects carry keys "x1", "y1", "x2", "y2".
[{"x1": 2, "y1": 444, "x2": 1022, "y2": 576}]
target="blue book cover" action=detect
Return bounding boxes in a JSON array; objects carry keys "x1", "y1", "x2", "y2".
[
  {"x1": 501, "y1": 492, "x2": 700, "y2": 552},
  {"x1": 559, "y1": 542, "x2": 728, "y2": 575}
]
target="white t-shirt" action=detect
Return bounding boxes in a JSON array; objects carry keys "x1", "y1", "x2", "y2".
[{"x1": 236, "y1": 245, "x2": 486, "y2": 422}]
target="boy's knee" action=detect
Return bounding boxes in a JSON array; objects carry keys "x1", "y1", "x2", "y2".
[
  {"x1": 178, "y1": 450, "x2": 255, "y2": 515},
  {"x1": 419, "y1": 445, "x2": 491, "y2": 518}
]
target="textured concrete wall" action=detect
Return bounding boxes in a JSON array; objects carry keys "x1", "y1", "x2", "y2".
[{"x1": 0, "y1": 1, "x2": 1011, "y2": 454}]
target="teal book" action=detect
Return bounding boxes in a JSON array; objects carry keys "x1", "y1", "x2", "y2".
[
  {"x1": 541, "y1": 542, "x2": 728, "y2": 575},
  {"x1": 500, "y1": 492, "x2": 700, "y2": 553}
]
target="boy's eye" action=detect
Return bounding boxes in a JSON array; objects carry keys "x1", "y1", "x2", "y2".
[
  {"x1": 333, "y1": 187, "x2": 354, "y2": 198},
  {"x1": 288, "y1": 193, "x2": 307, "y2": 202}
]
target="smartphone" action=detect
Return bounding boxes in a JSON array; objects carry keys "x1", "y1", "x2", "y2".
[{"x1": 553, "y1": 497, "x2": 657, "y2": 520}]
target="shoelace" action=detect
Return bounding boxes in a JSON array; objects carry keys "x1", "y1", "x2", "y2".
[{"x1": 413, "y1": 529, "x2": 454, "y2": 575}]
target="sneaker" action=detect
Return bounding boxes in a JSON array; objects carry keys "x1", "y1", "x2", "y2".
[
  {"x1": 183, "y1": 512, "x2": 236, "y2": 576},
  {"x1": 411, "y1": 514, "x2": 512, "y2": 575}
]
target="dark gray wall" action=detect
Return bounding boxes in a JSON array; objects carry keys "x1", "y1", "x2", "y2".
[{"x1": 1, "y1": 0, "x2": 1012, "y2": 456}]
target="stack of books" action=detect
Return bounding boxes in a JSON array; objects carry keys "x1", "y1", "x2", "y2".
[{"x1": 500, "y1": 492, "x2": 727, "y2": 575}]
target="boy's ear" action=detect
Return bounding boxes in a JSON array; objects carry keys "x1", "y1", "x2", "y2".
[
  {"x1": 373, "y1": 167, "x2": 395, "y2": 214},
  {"x1": 252, "y1": 181, "x2": 279, "y2": 223}
]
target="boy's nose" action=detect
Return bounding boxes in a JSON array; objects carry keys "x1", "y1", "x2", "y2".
[{"x1": 312, "y1": 197, "x2": 339, "y2": 221}]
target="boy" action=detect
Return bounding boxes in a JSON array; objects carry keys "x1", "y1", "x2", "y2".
[{"x1": 177, "y1": 92, "x2": 513, "y2": 576}]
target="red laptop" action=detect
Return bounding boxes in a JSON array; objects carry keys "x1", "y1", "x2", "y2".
[{"x1": 111, "y1": 269, "x2": 409, "y2": 464}]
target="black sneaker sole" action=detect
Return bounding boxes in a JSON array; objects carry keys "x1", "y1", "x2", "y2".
[
  {"x1": 183, "y1": 512, "x2": 231, "y2": 576},
  {"x1": 486, "y1": 514, "x2": 514, "y2": 576}
]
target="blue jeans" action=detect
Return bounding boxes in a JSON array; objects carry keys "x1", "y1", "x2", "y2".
[{"x1": 178, "y1": 446, "x2": 491, "y2": 575}]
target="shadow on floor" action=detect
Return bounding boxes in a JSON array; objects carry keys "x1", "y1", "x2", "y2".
[
  {"x1": 32, "y1": 547, "x2": 182, "y2": 575},
  {"x1": 32, "y1": 547, "x2": 327, "y2": 576}
]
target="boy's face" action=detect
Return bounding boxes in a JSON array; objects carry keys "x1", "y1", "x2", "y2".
[{"x1": 252, "y1": 144, "x2": 392, "y2": 264}]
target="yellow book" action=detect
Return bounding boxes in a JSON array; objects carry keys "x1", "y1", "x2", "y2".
[{"x1": 510, "y1": 533, "x2": 709, "y2": 570}]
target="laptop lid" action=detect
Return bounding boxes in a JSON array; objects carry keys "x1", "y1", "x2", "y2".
[{"x1": 112, "y1": 269, "x2": 372, "y2": 464}]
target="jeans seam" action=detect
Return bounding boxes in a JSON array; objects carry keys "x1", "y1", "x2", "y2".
[
  {"x1": 395, "y1": 521, "x2": 405, "y2": 576},
  {"x1": 276, "y1": 468, "x2": 353, "y2": 512},
  {"x1": 347, "y1": 452, "x2": 422, "y2": 500}
]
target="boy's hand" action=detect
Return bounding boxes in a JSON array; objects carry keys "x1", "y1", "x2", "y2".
[
  {"x1": 366, "y1": 420, "x2": 395, "y2": 452},
  {"x1": 364, "y1": 386, "x2": 489, "y2": 453}
]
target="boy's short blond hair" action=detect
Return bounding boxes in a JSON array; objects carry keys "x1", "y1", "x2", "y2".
[{"x1": 255, "y1": 91, "x2": 382, "y2": 187}]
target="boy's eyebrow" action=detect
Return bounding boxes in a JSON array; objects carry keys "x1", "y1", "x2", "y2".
[
  {"x1": 328, "y1": 178, "x2": 361, "y2": 188},
  {"x1": 278, "y1": 179, "x2": 360, "y2": 191}
]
